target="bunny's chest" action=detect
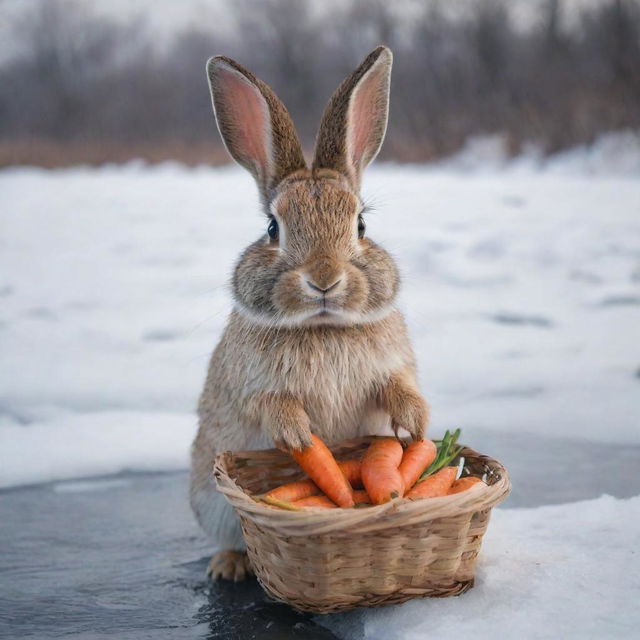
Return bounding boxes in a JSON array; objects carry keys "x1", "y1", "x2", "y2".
[{"x1": 256, "y1": 330, "x2": 406, "y2": 401}]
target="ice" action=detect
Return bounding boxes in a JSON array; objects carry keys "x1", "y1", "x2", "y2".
[
  {"x1": 320, "y1": 495, "x2": 640, "y2": 639},
  {"x1": 1, "y1": 140, "x2": 639, "y2": 488},
  {"x1": 52, "y1": 477, "x2": 133, "y2": 493}
]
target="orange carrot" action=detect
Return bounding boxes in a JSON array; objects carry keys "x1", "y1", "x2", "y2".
[
  {"x1": 448, "y1": 476, "x2": 483, "y2": 494},
  {"x1": 292, "y1": 490, "x2": 370, "y2": 509},
  {"x1": 263, "y1": 459, "x2": 360, "y2": 503},
  {"x1": 292, "y1": 495, "x2": 338, "y2": 509},
  {"x1": 405, "y1": 466, "x2": 457, "y2": 499},
  {"x1": 352, "y1": 489, "x2": 371, "y2": 505},
  {"x1": 398, "y1": 439, "x2": 437, "y2": 493},
  {"x1": 361, "y1": 438, "x2": 404, "y2": 504},
  {"x1": 265, "y1": 479, "x2": 319, "y2": 502},
  {"x1": 338, "y1": 459, "x2": 362, "y2": 489},
  {"x1": 291, "y1": 434, "x2": 355, "y2": 508}
]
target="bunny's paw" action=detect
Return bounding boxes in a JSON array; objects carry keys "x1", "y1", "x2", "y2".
[
  {"x1": 390, "y1": 391, "x2": 429, "y2": 441},
  {"x1": 206, "y1": 550, "x2": 253, "y2": 582}
]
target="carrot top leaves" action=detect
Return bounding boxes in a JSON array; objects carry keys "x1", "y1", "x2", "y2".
[{"x1": 418, "y1": 428, "x2": 463, "y2": 482}]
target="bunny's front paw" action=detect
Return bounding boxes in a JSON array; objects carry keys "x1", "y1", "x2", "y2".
[
  {"x1": 269, "y1": 409, "x2": 313, "y2": 451},
  {"x1": 253, "y1": 391, "x2": 313, "y2": 451},
  {"x1": 390, "y1": 391, "x2": 429, "y2": 441},
  {"x1": 379, "y1": 373, "x2": 430, "y2": 441}
]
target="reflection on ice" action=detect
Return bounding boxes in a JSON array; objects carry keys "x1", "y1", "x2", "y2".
[{"x1": 53, "y1": 478, "x2": 132, "y2": 493}]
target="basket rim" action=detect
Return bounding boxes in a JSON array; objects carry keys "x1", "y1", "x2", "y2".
[{"x1": 214, "y1": 437, "x2": 511, "y2": 536}]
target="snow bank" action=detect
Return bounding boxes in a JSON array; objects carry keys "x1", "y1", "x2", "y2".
[
  {"x1": 320, "y1": 495, "x2": 640, "y2": 640},
  {"x1": 1, "y1": 144, "x2": 639, "y2": 487},
  {"x1": 440, "y1": 130, "x2": 640, "y2": 176},
  {"x1": 0, "y1": 411, "x2": 194, "y2": 488}
]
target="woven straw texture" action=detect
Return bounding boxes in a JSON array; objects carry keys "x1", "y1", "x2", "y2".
[{"x1": 214, "y1": 437, "x2": 510, "y2": 613}]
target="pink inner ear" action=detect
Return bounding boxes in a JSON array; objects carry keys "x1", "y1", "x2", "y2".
[
  {"x1": 348, "y1": 63, "x2": 388, "y2": 173},
  {"x1": 216, "y1": 65, "x2": 271, "y2": 178}
]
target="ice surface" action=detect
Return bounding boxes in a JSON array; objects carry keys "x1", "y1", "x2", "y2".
[
  {"x1": 319, "y1": 495, "x2": 640, "y2": 640},
  {"x1": 1, "y1": 140, "x2": 639, "y2": 487}
]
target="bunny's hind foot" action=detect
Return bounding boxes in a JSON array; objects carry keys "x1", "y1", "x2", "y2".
[{"x1": 206, "y1": 550, "x2": 253, "y2": 582}]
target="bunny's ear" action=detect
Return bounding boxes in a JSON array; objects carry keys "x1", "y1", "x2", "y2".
[
  {"x1": 312, "y1": 46, "x2": 392, "y2": 190},
  {"x1": 207, "y1": 56, "x2": 306, "y2": 204}
]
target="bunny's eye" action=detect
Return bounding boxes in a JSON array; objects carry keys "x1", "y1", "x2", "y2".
[
  {"x1": 357, "y1": 214, "x2": 366, "y2": 239},
  {"x1": 267, "y1": 217, "x2": 279, "y2": 240}
]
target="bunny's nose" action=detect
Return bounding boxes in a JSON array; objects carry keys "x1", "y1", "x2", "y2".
[
  {"x1": 305, "y1": 278, "x2": 342, "y2": 295},
  {"x1": 303, "y1": 256, "x2": 345, "y2": 297}
]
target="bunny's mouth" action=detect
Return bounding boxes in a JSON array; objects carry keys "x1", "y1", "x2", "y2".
[
  {"x1": 300, "y1": 298, "x2": 352, "y2": 324},
  {"x1": 234, "y1": 299, "x2": 395, "y2": 328},
  {"x1": 308, "y1": 305, "x2": 341, "y2": 320},
  {"x1": 305, "y1": 299, "x2": 374, "y2": 325},
  {"x1": 303, "y1": 303, "x2": 396, "y2": 327},
  {"x1": 312, "y1": 308, "x2": 340, "y2": 320}
]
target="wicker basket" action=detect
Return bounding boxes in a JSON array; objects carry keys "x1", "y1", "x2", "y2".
[{"x1": 213, "y1": 436, "x2": 510, "y2": 613}]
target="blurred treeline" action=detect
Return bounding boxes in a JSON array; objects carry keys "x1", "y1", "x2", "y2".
[{"x1": 0, "y1": 0, "x2": 639, "y2": 167}]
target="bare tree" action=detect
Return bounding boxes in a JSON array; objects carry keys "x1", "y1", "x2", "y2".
[{"x1": 1, "y1": 0, "x2": 638, "y2": 166}]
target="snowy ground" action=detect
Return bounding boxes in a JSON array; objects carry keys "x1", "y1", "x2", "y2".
[
  {"x1": 1, "y1": 136, "x2": 639, "y2": 637},
  {"x1": 325, "y1": 494, "x2": 640, "y2": 640},
  {"x1": 1, "y1": 136, "x2": 639, "y2": 488}
]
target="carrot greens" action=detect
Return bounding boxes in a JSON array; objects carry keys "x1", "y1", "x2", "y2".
[{"x1": 418, "y1": 428, "x2": 463, "y2": 482}]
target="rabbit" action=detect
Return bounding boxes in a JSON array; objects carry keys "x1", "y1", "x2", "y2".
[{"x1": 190, "y1": 46, "x2": 430, "y2": 581}]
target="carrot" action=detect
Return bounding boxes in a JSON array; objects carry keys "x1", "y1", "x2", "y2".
[
  {"x1": 405, "y1": 466, "x2": 457, "y2": 499},
  {"x1": 448, "y1": 476, "x2": 483, "y2": 494},
  {"x1": 361, "y1": 438, "x2": 404, "y2": 504},
  {"x1": 291, "y1": 434, "x2": 355, "y2": 508},
  {"x1": 338, "y1": 459, "x2": 362, "y2": 488},
  {"x1": 352, "y1": 489, "x2": 371, "y2": 505},
  {"x1": 292, "y1": 490, "x2": 370, "y2": 509},
  {"x1": 265, "y1": 479, "x2": 319, "y2": 502},
  {"x1": 398, "y1": 439, "x2": 437, "y2": 493},
  {"x1": 263, "y1": 458, "x2": 360, "y2": 504},
  {"x1": 292, "y1": 495, "x2": 338, "y2": 509}
]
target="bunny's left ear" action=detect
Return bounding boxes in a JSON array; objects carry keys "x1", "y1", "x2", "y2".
[
  {"x1": 207, "y1": 55, "x2": 307, "y2": 206},
  {"x1": 312, "y1": 46, "x2": 392, "y2": 190}
]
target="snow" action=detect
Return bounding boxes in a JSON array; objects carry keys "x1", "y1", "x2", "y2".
[
  {"x1": 1, "y1": 139, "x2": 639, "y2": 488},
  {"x1": 0, "y1": 411, "x2": 193, "y2": 488},
  {"x1": 438, "y1": 130, "x2": 640, "y2": 176},
  {"x1": 1, "y1": 142, "x2": 639, "y2": 638},
  {"x1": 319, "y1": 494, "x2": 640, "y2": 640}
]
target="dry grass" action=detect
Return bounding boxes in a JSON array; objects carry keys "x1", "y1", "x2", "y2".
[
  {"x1": 0, "y1": 139, "x2": 232, "y2": 169},
  {"x1": 0, "y1": 138, "x2": 469, "y2": 169}
]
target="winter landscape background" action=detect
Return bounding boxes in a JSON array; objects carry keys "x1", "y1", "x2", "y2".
[
  {"x1": 1, "y1": 1, "x2": 639, "y2": 639},
  {"x1": 2, "y1": 138, "x2": 639, "y2": 639},
  {"x1": 2, "y1": 135, "x2": 640, "y2": 488}
]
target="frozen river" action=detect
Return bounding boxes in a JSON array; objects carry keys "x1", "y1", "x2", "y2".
[{"x1": 2, "y1": 430, "x2": 639, "y2": 639}]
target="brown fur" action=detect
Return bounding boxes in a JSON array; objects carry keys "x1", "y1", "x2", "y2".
[{"x1": 191, "y1": 47, "x2": 429, "y2": 578}]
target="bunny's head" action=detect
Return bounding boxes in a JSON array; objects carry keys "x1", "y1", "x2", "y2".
[{"x1": 207, "y1": 47, "x2": 398, "y2": 327}]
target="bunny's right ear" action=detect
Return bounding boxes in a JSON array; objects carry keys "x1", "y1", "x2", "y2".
[
  {"x1": 207, "y1": 56, "x2": 307, "y2": 205},
  {"x1": 312, "y1": 46, "x2": 392, "y2": 191}
]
